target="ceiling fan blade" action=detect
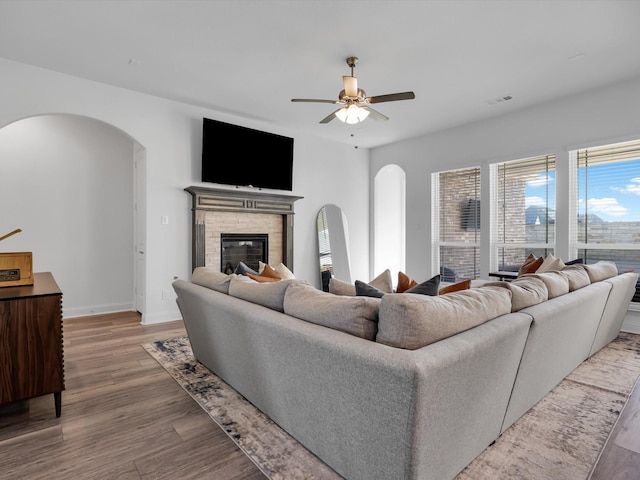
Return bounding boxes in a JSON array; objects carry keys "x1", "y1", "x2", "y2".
[
  {"x1": 319, "y1": 108, "x2": 342, "y2": 124},
  {"x1": 362, "y1": 106, "x2": 388, "y2": 121},
  {"x1": 366, "y1": 91, "x2": 415, "y2": 104},
  {"x1": 291, "y1": 98, "x2": 339, "y2": 104}
]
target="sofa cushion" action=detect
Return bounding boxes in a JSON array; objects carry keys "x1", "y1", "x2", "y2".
[
  {"x1": 284, "y1": 281, "x2": 380, "y2": 340},
  {"x1": 525, "y1": 271, "x2": 569, "y2": 299},
  {"x1": 355, "y1": 280, "x2": 386, "y2": 298},
  {"x1": 584, "y1": 261, "x2": 618, "y2": 282},
  {"x1": 376, "y1": 286, "x2": 513, "y2": 350},
  {"x1": 405, "y1": 274, "x2": 440, "y2": 295},
  {"x1": 228, "y1": 275, "x2": 296, "y2": 312},
  {"x1": 191, "y1": 267, "x2": 234, "y2": 294},
  {"x1": 560, "y1": 265, "x2": 591, "y2": 291},
  {"x1": 485, "y1": 276, "x2": 548, "y2": 312}
]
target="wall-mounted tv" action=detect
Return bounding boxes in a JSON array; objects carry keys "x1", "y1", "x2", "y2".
[{"x1": 201, "y1": 118, "x2": 294, "y2": 191}]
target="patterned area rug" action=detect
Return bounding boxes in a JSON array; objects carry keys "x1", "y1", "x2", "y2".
[{"x1": 143, "y1": 332, "x2": 640, "y2": 480}]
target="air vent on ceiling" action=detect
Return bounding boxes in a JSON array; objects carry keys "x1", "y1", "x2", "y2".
[{"x1": 487, "y1": 95, "x2": 513, "y2": 105}]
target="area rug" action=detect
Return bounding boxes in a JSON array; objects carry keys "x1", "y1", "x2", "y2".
[{"x1": 143, "y1": 332, "x2": 640, "y2": 480}]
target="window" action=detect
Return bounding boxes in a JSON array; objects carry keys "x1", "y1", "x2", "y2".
[
  {"x1": 494, "y1": 154, "x2": 556, "y2": 271},
  {"x1": 434, "y1": 167, "x2": 480, "y2": 281},
  {"x1": 374, "y1": 165, "x2": 406, "y2": 283},
  {"x1": 573, "y1": 139, "x2": 640, "y2": 301}
]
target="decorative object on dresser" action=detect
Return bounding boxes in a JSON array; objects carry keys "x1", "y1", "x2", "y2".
[
  {"x1": 0, "y1": 228, "x2": 33, "y2": 287},
  {"x1": 0, "y1": 272, "x2": 64, "y2": 417}
]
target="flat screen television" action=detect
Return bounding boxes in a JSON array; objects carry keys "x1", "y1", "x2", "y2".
[{"x1": 201, "y1": 118, "x2": 294, "y2": 191}]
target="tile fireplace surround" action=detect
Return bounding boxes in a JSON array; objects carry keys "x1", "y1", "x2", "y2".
[{"x1": 185, "y1": 186, "x2": 303, "y2": 273}]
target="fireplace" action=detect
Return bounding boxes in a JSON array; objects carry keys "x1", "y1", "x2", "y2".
[
  {"x1": 185, "y1": 186, "x2": 303, "y2": 273},
  {"x1": 221, "y1": 233, "x2": 268, "y2": 274}
]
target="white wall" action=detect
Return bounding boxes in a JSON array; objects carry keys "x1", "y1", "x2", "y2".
[
  {"x1": 0, "y1": 115, "x2": 134, "y2": 316},
  {"x1": 0, "y1": 58, "x2": 370, "y2": 323},
  {"x1": 370, "y1": 75, "x2": 640, "y2": 331}
]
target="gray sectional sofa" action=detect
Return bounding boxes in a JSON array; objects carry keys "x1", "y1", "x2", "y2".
[{"x1": 172, "y1": 262, "x2": 637, "y2": 480}]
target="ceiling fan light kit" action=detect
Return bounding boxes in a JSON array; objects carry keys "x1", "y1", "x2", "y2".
[{"x1": 291, "y1": 56, "x2": 415, "y2": 125}]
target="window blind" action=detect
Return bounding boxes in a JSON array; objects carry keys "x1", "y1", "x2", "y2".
[
  {"x1": 495, "y1": 154, "x2": 556, "y2": 269},
  {"x1": 438, "y1": 167, "x2": 480, "y2": 280},
  {"x1": 575, "y1": 139, "x2": 640, "y2": 301}
]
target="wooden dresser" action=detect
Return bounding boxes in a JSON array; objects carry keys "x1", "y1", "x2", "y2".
[{"x1": 0, "y1": 272, "x2": 64, "y2": 417}]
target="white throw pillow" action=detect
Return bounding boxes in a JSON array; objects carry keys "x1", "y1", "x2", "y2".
[{"x1": 536, "y1": 254, "x2": 565, "y2": 273}]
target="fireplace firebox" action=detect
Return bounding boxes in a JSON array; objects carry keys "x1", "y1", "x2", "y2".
[{"x1": 221, "y1": 233, "x2": 268, "y2": 274}]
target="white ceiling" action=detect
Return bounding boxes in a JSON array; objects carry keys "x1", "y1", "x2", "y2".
[{"x1": 1, "y1": 0, "x2": 639, "y2": 149}]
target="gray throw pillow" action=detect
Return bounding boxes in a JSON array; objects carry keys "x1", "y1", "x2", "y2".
[
  {"x1": 405, "y1": 274, "x2": 440, "y2": 296},
  {"x1": 355, "y1": 280, "x2": 386, "y2": 298},
  {"x1": 234, "y1": 261, "x2": 258, "y2": 276}
]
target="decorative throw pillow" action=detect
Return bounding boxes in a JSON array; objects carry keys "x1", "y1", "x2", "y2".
[
  {"x1": 536, "y1": 254, "x2": 565, "y2": 273},
  {"x1": 329, "y1": 277, "x2": 357, "y2": 296},
  {"x1": 234, "y1": 261, "x2": 258, "y2": 276},
  {"x1": 517, "y1": 255, "x2": 544, "y2": 276},
  {"x1": 355, "y1": 280, "x2": 386, "y2": 298},
  {"x1": 368, "y1": 269, "x2": 394, "y2": 293},
  {"x1": 405, "y1": 274, "x2": 440, "y2": 296},
  {"x1": 439, "y1": 279, "x2": 471, "y2": 295},
  {"x1": 329, "y1": 269, "x2": 393, "y2": 296},
  {"x1": 260, "y1": 263, "x2": 283, "y2": 279},
  {"x1": 274, "y1": 263, "x2": 295, "y2": 279},
  {"x1": 396, "y1": 271, "x2": 419, "y2": 293},
  {"x1": 564, "y1": 258, "x2": 584, "y2": 266},
  {"x1": 259, "y1": 261, "x2": 296, "y2": 279}
]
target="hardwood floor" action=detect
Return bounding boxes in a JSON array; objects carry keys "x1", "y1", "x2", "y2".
[
  {"x1": 0, "y1": 311, "x2": 266, "y2": 480},
  {"x1": 590, "y1": 375, "x2": 640, "y2": 479},
  {"x1": 2, "y1": 311, "x2": 639, "y2": 479}
]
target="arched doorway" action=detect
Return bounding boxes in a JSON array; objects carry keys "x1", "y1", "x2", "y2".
[{"x1": 0, "y1": 114, "x2": 146, "y2": 317}]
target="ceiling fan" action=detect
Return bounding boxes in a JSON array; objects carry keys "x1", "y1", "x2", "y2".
[{"x1": 291, "y1": 56, "x2": 415, "y2": 124}]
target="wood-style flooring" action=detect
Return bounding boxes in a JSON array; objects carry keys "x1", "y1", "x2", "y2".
[
  {"x1": 0, "y1": 311, "x2": 266, "y2": 480},
  {"x1": 590, "y1": 375, "x2": 640, "y2": 479},
  {"x1": 1, "y1": 311, "x2": 639, "y2": 479}
]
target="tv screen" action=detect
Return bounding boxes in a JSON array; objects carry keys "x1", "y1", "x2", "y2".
[{"x1": 201, "y1": 118, "x2": 294, "y2": 191}]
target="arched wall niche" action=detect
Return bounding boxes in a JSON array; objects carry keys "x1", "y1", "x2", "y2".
[
  {"x1": 0, "y1": 113, "x2": 147, "y2": 318},
  {"x1": 373, "y1": 163, "x2": 406, "y2": 287}
]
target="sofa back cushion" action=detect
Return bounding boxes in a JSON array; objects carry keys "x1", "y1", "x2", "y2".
[
  {"x1": 524, "y1": 271, "x2": 569, "y2": 299},
  {"x1": 584, "y1": 261, "x2": 618, "y2": 282},
  {"x1": 376, "y1": 286, "x2": 512, "y2": 350},
  {"x1": 485, "y1": 276, "x2": 548, "y2": 312},
  {"x1": 191, "y1": 267, "x2": 234, "y2": 294},
  {"x1": 560, "y1": 265, "x2": 591, "y2": 291},
  {"x1": 228, "y1": 275, "x2": 297, "y2": 312},
  {"x1": 284, "y1": 281, "x2": 380, "y2": 340}
]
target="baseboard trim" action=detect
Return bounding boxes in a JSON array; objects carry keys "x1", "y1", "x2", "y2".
[
  {"x1": 141, "y1": 311, "x2": 183, "y2": 325},
  {"x1": 63, "y1": 303, "x2": 134, "y2": 319}
]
